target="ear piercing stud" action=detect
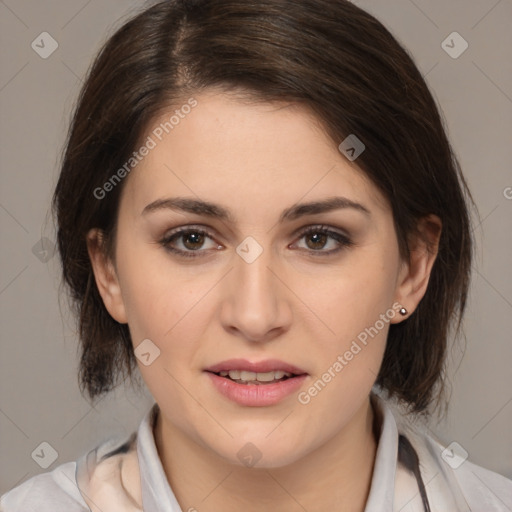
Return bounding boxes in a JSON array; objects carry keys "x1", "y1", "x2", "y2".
[{"x1": 399, "y1": 307, "x2": 408, "y2": 316}]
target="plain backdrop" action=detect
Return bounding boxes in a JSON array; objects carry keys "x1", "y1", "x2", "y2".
[{"x1": 1, "y1": 0, "x2": 511, "y2": 495}]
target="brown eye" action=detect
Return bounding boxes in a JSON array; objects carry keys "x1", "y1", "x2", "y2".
[
  {"x1": 181, "y1": 231, "x2": 206, "y2": 250},
  {"x1": 304, "y1": 231, "x2": 329, "y2": 250},
  {"x1": 159, "y1": 227, "x2": 221, "y2": 258},
  {"x1": 294, "y1": 226, "x2": 353, "y2": 256}
]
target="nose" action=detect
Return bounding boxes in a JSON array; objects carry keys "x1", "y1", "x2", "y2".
[{"x1": 219, "y1": 243, "x2": 293, "y2": 343}]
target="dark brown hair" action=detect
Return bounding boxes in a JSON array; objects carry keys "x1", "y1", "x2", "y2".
[{"x1": 53, "y1": 0, "x2": 473, "y2": 413}]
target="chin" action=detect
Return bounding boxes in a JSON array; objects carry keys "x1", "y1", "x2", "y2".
[{"x1": 208, "y1": 434, "x2": 309, "y2": 470}]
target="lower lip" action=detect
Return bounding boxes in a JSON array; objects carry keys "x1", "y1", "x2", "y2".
[{"x1": 206, "y1": 372, "x2": 308, "y2": 406}]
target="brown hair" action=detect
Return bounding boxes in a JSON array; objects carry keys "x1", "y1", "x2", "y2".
[{"x1": 53, "y1": 0, "x2": 473, "y2": 414}]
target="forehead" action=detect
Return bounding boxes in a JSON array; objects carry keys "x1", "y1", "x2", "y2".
[{"x1": 119, "y1": 91, "x2": 389, "y2": 221}]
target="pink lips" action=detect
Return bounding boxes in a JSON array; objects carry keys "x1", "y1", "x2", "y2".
[
  {"x1": 204, "y1": 358, "x2": 307, "y2": 375},
  {"x1": 204, "y1": 358, "x2": 308, "y2": 407}
]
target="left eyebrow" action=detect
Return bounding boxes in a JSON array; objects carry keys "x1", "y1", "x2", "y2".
[
  {"x1": 279, "y1": 196, "x2": 371, "y2": 222},
  {"x1": 141, "y1": 196, "x2": 371, "y2": 222}
]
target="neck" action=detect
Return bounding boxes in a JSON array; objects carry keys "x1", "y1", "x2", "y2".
[{"x1": 154, "y1": 396, "x2": 378, "y2": 512}]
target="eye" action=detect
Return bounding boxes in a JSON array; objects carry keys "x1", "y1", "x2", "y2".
[
  {"x1": 159, "y1": 224, "x2": 353, "y2": 259},
  {"x1": 292, "y1": 225, "x2": 353, "y2": 256},
  {"x1": 159, "y1": 227, "x2": 221, "y2": 258}
]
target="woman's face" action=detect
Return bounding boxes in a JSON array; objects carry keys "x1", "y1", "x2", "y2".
[{"x1": 91, "y1": 91, "x2": 416, "y2": 467}]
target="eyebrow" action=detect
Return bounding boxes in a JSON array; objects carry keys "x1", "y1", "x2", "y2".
[{"x1": 141, "y1": 196, "x2": 371, "y2": 222}]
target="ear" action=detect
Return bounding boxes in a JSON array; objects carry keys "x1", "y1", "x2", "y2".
[
  {"x1": 86, "y1": 228, "x2": 128, "y2": 324},
  {"x1": 391, "y1": 214, "x2": 442, "y2": 324}
]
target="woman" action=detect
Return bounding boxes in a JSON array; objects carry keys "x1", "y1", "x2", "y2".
[{"x1": 2, "y1": 0, "x2": 510, "y2": 510}]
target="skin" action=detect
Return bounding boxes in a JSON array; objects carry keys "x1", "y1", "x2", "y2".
[{"x1": 87, "y1": 90, "x2": 441, "y2": 511}]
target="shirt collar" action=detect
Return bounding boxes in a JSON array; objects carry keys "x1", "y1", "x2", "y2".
[
  {"x1": 136, "y1": 393, "x2": 400, "y2": 512},
  {"x1": 137, "y1": 403, "x2": 183, "y2": 512},
  {"x1": 363, "y1": 393, "x2": 399, "y2": 511}
]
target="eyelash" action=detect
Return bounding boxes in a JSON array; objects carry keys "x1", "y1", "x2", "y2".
[{"x1": 159, "y1": 225, "x2": 354, "y2": 259}]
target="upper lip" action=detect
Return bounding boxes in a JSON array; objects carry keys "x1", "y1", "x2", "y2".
[{"x1": 205, "y1": 358, "x2": 307, "y2": 375}]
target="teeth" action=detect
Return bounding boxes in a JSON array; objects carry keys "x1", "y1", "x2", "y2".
[
  {"x1": 218, "y1": 370, "x2": 293, "y2": 382},
  {"x1": 240, "y1": 370, "x2": 257, "y2": 381}
]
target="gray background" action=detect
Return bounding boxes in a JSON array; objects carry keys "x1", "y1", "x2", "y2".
[{"x1": 1, "y1": 0, "x2": 511, "y2": 495}]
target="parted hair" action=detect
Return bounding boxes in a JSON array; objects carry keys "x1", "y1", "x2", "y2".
[{"x1": 53, "y1": 0, "x2": 473, "y2": 413}]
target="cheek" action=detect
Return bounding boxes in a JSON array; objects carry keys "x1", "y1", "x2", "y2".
[
  {"x1": 116, "y1": 244, "x2": 216, "y2": 374},
  {"x1": 121, "y1": 273, "x2": 200, "y2": 352},
  {"x1": 118, "y1": 263, "x2": 208, "y2": 415},
  {"x1": 297, "y1": 271, "x2": 394, "y2": 430},
  {"x1": 115, "y1": 236, "x2": 189, "y2": 335},
  {"x1": 300, "y1": 248, "x2": 399, "y2": 402},
  {"x1": 310, "y1": 252, "x2": 398, "y2": 340}
]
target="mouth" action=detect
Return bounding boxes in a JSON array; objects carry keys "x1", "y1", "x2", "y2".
[
  {"x1": 206, "y1": 369, "x2": 302, "y2": 385},
  {"x1": 204, "y1": 358, "x2": 308, "y2": 381},
  {"x1": 204, "y1": 359, "x2": 308, "y2": 406}
]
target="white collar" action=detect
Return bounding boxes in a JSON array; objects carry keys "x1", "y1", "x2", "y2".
[
  {"x1": 75, "y1": 393, "x2": 508, "y2": 511},
  {"x1": 135, "y1": 393, "x2": 403, "y2": 511},
  {"x1": 363, "y1": 393, "x2": 398, "y2": 511},
  {"x1": 137, "y1": 403, "x2": 185, "y2": 511}
]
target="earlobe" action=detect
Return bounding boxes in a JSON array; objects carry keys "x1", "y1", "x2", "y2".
[
  {"x1": 391, "y1": 214, "x2": 442, "y2": 323},
  {"x1": 86, "y1": 228, "x2": 128, "y2": 324}
]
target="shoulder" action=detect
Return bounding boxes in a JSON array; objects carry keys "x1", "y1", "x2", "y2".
[
  {"x1": 431, "y1": 437, "x2": 512, "y2": 511},
  {"x1": 0, "y1": 461, "x2": 89, "y2": 512},
  {"x1": 0, "y1": 430, "x2": 141, "y2": 512},
  {"x1": 412, "y1": 428, "x2": 512, "y2": 510},
  {"x1": 377, "y1": 395, "x2": 512, "y2": 511},
  {"x1": 1, "y1": 405, "x2": 157, "y2": 512}
]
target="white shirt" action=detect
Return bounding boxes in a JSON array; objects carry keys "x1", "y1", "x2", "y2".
[{"x1": 2, "y1": 394, "x2": 511, "y2": 511}]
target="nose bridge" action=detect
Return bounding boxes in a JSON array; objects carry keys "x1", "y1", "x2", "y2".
[
  {"x1": 234, "y1": 237, "x2": 278, "y2": 313},
  {"x1": 221, "y1": 236, "x2": 290, "y2": 340}
]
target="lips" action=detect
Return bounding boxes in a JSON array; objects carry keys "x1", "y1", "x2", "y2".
[
  {"x1": 204, "y1": 358, "x2": 307, "y2": 375},
  {"x1": 204, "y1": 359, "x2": 308, "y2": 406}
]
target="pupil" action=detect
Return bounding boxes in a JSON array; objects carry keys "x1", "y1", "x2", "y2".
[
  {"x1": 184, "y1": 232, "x2": 204, "y2": 250},
  {"x1": 307, "y1": 232, "x2": 327, "y2": 250}
]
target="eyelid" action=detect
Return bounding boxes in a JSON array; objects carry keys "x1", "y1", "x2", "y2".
[
  {"x1": 162, "y1": 224, "x2": 218, "y2": 240},
  {"x1": 160, "y1": 223, "x2": 350, "y2": 244},
  {"x1": 290, "y1": 224, "x2": 354, "y2": 253},
  {"x1": 159, "y1": 223, "x2": 354, "y2": 258},
  {"x1": 159, "y1": 225, "x2": 221, "y2": 250},
  {"x1": 291, "y1": 223, "x2": 351, "y2": 239}
]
